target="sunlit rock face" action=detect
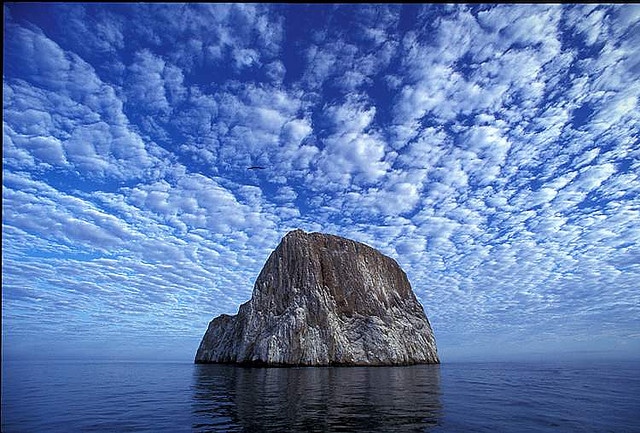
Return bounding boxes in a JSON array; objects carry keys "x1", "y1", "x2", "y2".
[{"x1": 195, "y1": 229, "x2": 439, "y2": 366}]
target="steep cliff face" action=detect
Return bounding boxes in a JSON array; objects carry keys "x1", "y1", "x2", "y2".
[{"x1": 195, "y1": 229, "x2": 439, "y2": 365}]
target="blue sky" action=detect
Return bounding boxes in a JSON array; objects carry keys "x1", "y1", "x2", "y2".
[{"x1": 3, "y1": 3, "x2": 639, "y2": 362}]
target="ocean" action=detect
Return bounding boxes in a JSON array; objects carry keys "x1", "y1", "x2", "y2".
[{"x1": 2, "y1": 359, "x2": 639, "y2": 432}]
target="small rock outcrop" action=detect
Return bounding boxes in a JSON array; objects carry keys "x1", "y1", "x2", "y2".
[{"x1": 195, "y1": 229, "x2": 439, "y2": 366}]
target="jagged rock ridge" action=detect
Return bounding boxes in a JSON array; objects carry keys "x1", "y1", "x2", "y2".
[{"x1": 195, "y1": 229, "x2": 439, "y2": 366}]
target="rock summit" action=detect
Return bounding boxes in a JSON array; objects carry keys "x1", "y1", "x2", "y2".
[{"x1": 195, "y1": 229, "x2": 439, "y2": 366}]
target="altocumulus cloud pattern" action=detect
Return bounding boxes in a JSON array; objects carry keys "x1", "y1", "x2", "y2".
[{"x1": 2, "y1": 4, "x2": 639, "y2": 361}]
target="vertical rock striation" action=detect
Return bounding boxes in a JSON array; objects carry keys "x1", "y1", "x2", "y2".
[{"x1": 195, "y1": 229, "x2": 439, "y2": 365}]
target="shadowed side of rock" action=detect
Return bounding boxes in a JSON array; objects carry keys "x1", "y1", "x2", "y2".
[{"x1": 195, "y1": 230, "x2": 439, "y2": 366}]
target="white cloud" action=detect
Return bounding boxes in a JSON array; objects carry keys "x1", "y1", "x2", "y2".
[
  {"x1": 462, "y1": 125, "x2": 511, "y2": 185},
  {"x1": 298, "y1": 5, "x2": 398, "y2": 93},
  {"x1": 25, "y1": 136, "x2": 68, "y2": 166},
  {"x1": 264, "y1": 60, "x2": 286, "y2": 83},
  {"x1": 528, "y1": 187, "x2": 559, "y2": 209},
  {"x1": 312, "y1": 98, "x2": 391, "y2": 189},
  {"x1": 571, "y1": 147, "x2": 601, "y2": 169},
  {"x1": 125, "y1": 49, "x2": 172, "y2": 115},
  {"x1": 573, "y1": 163, "x2": 617, "y2": 193},
  {"x1": 3, "y1": 30, "x2": 171, "y2": 182},
  {"x1": 3, "y1": 173, "x2": 132, "y2": 253},
  {"x1": 127, "y1": 3, "x2": 284, "y2": 74}
]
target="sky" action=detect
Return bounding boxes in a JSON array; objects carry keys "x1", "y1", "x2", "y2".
[{"x1": 3, "y1": 3, "x2": 640, "y2": 363}]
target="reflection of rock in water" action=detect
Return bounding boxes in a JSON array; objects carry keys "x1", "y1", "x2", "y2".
[{"x1": 192, "y1": 364, "x2": 441, "y2": 432}]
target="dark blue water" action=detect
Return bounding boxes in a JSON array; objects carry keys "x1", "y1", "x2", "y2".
[{"x1": 2, "y1": 360, "x2": 639, "y2": 432}]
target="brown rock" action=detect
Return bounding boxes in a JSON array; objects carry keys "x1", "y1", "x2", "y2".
[{"x1": 195, "y1": 229, "x2": 439, "y2": 365}]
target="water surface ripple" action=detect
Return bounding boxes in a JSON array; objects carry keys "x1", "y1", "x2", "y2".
[{"x1": 2, "y1": 360, "x2": 639, "y2": 432}]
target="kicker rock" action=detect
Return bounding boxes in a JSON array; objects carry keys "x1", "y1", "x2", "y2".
[{"x1": 195, "y1": 230, "x2": 439, "y2": 365}]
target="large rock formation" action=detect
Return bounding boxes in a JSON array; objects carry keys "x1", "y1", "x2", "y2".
[{"x1": 195, "y1": 229, "x2": 439, "y2": 366}]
